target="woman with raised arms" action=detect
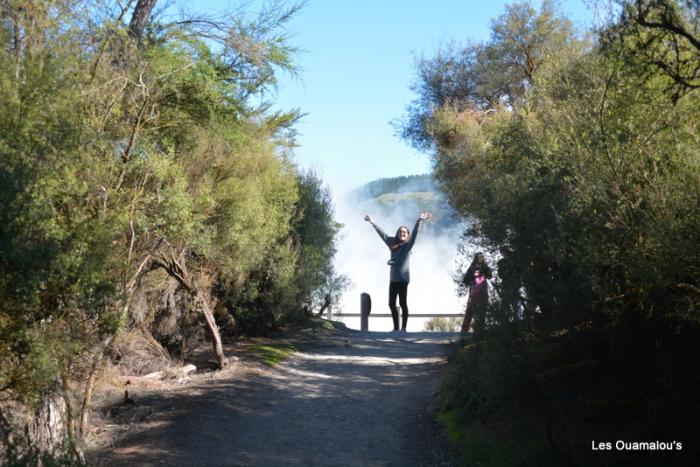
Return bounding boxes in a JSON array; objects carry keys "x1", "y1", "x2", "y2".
[{"x1": 364, "y1": 212, "x2": 432, "y2": 332}]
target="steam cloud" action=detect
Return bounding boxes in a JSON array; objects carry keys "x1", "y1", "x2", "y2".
[{"x1": 331, "y1": 180, "x2": 466, "y2": 331}]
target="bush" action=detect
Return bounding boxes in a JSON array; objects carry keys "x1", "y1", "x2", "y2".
[
  {"x1": 442, "y1": 320, "x2": 700, "y2": 466},
  {"x1": 424, "y1": 317, "x2": 462, "y2": 332}
]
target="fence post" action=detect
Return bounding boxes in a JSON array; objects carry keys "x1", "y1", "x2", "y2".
[{"x1": 360, "y1": 293, "x2": 371, "y2": 331}]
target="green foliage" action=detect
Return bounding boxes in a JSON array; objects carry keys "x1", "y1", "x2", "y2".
[
  {"x1": 249, "y1": 343, "x2": 297, "y2": 367},
  {"x1": 396, "y1": 0, "x2": 577, "y2": 151},
  {"x1": 1, "y1": 0, "x2": 343, "y2": 462},
  {"x1": 602, "y1": 0, "x2": 700, "y2": 102},
  {"x1": 439, "y1": 410, "x2": 541, "y2": 467},
  {"x1": 232, "y1": 170, "x2": 346, "y2": 335},
  {"x1": 406, "y1": 1, "x2": 700, "y2": 328},
  {"x1": 442, "y1": 320, "x2": 700, "y2": 466},
  {"x1": 423, "y1": 316, "x2": 461, "y2": 332},
  {"x1": 290, "y1": 171, "x2": 346, "y2": 312},
  {"x1": 403, "y1": 1, "x2": 700, "y2": 465}
]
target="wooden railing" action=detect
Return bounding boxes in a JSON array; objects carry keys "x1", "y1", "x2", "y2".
[{"x1": 328, "y1": 293, "x2": 463, "y2": 331}]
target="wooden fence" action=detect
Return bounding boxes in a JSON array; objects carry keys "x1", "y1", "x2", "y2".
[{"x1": 327, "y1": 293, "x2": 463, "y2": 331}]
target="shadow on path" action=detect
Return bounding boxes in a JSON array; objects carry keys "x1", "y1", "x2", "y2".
[{"x1": 95, "y1": 332, "x2": 461, "y2": 467}]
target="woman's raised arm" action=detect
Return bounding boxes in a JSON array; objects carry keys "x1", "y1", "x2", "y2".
[{"x1": 365, "y1": 214, "x2": 391, "y2": 247}]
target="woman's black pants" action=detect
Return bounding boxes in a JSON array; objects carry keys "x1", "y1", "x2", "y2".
[{"x1": 388, "y1": 281, "x2": 409, "y2": 331}]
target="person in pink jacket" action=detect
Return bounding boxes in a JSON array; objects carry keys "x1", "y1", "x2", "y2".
[{"x1": 461, "y1": 252, "x2": 492, "y2": 334}]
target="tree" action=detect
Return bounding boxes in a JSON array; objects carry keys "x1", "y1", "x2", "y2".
[
  {"x1": 128, "y1": 0, "x2": 158, "y2": 40},
  {"x1": 603, "y1": 0, "x2": 700, "y2": 101},
  {"x1": 396, "y1": 0, "x2": 576, "y2": 152},
  {"x1": 0, "y1": 0, "x2": 325, "y2": 462},
  {"x1": 290, "y1": 171, "x2": 347, "y2": 316},
  {"x1": 402, "y1": 0, "x2": 700, "y2": 329},
  {"x1": 401, "y1": 2, "x2": 700, "y2": 463}
]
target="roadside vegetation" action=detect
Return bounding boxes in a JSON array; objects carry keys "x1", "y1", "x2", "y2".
[
  {"x1": 249, "y1": 344, "x2": 298, "y2": 367},
  {"x1": 399, "y1": 0, "x2": 700, "y2": 465},
  {"x1": 0, "y1": 1, "x2": 346, "y2": 464},
  {"x1": 423, "y1": 317, "x2": 461, "y2": 333}
]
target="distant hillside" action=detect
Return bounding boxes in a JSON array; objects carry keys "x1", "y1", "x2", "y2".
[
  {"x1": 347, "y1": 175, "x2": 461, "y2": 236},
  {"x1": 348, "y1": 174, "x2": 436, "y2": 199}
]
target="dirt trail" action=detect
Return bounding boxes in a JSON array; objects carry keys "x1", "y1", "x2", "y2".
[{"x1": 95, "y1": 329, "x2": 461, "y2": 466}]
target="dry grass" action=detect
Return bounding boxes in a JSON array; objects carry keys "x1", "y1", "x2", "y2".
[{"x1": 111, "y1": 329, "x2": 175, "y2": 377}]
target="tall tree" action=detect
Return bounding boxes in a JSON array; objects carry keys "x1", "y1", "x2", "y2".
[
  {"x1": 603, "y1": 0, "x2": 700, "y2": 101},
  {"x1": 128, "y1": 0, "x2": 158, "y2": 40},
  {"x1": 397, "y1": 0, "x2": 575, "y2": 151},
  {"x1": 0, "y1": 1, "x2": 336, "y2": 462}
]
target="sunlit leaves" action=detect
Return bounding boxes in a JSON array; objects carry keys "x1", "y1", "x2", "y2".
[
  {"x1": 0, "y1": 3, "x2": 342, "y2": 447},
  {"x1": 404, "y1": 0, "x2": 700, "y2": 326}
]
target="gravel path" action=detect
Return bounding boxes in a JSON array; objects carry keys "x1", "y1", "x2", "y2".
[{"x1": 96, "y1": 330, "x2": 461, "y2": 466}]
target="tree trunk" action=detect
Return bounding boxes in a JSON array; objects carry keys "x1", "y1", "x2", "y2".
[
  {"x1": 128, "y1": 0, "x2": 158, "y2": 41},
  {"x1": 79, "y1": 350, "x2": 105, "y2": 438},
  {"x1": 27, "y1": 396, "x2": 66, "y2": 455},
  {"x1": 195, "y1": 290, "x2": 226, "y2": 370},
  {"x1": 152, "y1": 251, "x2": 226, "y2": 370}
]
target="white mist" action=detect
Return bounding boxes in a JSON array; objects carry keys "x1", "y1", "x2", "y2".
[{"x1": 332, "y1": 184, "x2": 465, "y2": 331}]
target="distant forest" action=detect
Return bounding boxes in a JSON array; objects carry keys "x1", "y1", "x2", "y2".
[
  {"x1": 348, "y1": 174, "x2": 461, "y2": 236},
  {"x1": 349, "y1": 174, "x2": 436, "y2": 199}
]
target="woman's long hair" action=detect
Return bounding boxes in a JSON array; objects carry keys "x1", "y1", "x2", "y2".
[{"x1": 390, "y1": 225, "x2": 410, "y2": 251}]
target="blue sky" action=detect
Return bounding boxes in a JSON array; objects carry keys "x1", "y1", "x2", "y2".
[{"x1": 181, "y1": 1, "x2": 596, "y2": 193}]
